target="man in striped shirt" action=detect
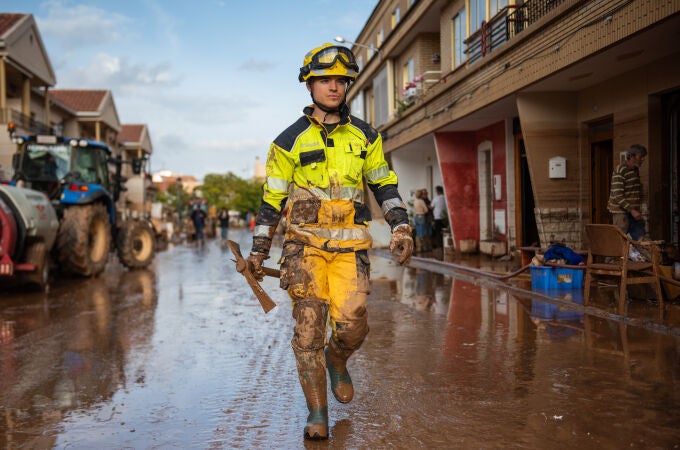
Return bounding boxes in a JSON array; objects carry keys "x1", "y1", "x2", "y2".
[{"x1": 607, "y1": 144, "x2": 647, "y2": 240}]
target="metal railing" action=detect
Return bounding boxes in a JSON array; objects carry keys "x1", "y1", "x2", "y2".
[
  {"x1": 466, "y1": 0, "x2": 566, "y2": 65},
  {"x1": 9, "y1": 109, "x2": 51, "y2": 135},
  {"x1": 508, "y1": 0, "x2": 565, "y2": 38}
]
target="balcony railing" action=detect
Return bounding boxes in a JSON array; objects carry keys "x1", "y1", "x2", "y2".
[
  {"x1": 397, "y1": 71, "x2": 442, "y2": 116},
  {"x1": 8, "y1": 109, "x2": 51, "y2": 135},
  {"x1": 508, "y1": 0, "x2": 565, "y2": 38},
  {"x1": 465, "y1": 0, "x2": 565, "y2": 65}
]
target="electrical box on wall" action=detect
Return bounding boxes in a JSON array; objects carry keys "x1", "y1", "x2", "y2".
[{"x1": 549, "y1": 156, "x2": 567, "y2": 179}]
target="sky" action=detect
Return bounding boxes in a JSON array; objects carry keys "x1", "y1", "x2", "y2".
[{"x1": 3, "y1": 0, "x2": 378, "y2": 180}]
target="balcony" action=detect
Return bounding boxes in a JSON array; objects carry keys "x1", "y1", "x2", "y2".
[
  {"x1": 3, "y1": 108, "x2": 52, "y2": 135},
  {"x1": 465, "y1": 0, "x2": 566, "y2": 65},
  {"x1": 397, "y1": 71, "x2": 442, "y2": 116}
]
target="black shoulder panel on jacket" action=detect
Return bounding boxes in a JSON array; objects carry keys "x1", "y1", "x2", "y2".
[
  {"x1": 273, "y1": 116, "x2": 311, "y2": 151},
  {"x1": 349, "y1": 115, "x2": 379, "y2": 144}
]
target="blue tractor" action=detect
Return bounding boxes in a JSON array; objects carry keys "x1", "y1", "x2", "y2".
[{"x1": 8, "y1": 129, "x2": 155, "y2": 277}]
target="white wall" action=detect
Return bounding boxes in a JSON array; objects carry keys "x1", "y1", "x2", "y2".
[{"x1": 390, "y1": 134, "x2": 441, "y2": 205}]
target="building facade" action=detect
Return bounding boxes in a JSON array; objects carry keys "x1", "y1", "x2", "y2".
[
  {"x1": 0, "y1": 13, "x2": 56, "y2": 172},
  {"x1": 346, "y1": 0, "x2": 680, "y2": 253},
  {"x1": 0, "y1": 13, "x2": 156, "y2": 188}
]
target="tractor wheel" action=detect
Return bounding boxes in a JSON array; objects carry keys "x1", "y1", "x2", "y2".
[
  {"x1": 117, "y1": 220, "x2": 156, "y2": 269},
  {"x1": 56, "y1": 203, "x2": 111, "y2": 277},
  {"x1": 22, "y1": 241, "x2": 50, "y2": 291}
]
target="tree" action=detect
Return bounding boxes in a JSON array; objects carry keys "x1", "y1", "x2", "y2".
[
  {"x1": 157, "y1": 182, "x2": 190, "y2": 223},
  {"x1": 200, "y1": 172, "x2": 262, "y2": 217}
]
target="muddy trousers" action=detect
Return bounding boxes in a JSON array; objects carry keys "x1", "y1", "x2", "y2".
[{"x1": 285, "y1": 244, "x2": 371, "y2": 438}]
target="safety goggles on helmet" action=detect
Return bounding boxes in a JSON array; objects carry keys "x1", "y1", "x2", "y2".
[
  {"x1": 309, "y1": 46, "x2": 359, "y2": 72},
  {"x1": 299, "y1": 44, "x2": 359, "y2": 82}
]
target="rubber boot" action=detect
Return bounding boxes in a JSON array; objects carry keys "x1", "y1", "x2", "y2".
[
  {"x1": 294, "y1": 349, "x2": 329, "y2": 440},
  {"x1": 325, "y1": 339, "x2": 354, "y2": 403}
]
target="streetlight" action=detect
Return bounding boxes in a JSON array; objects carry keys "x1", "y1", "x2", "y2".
[{"x1": 334, "y1": 36, "x2": 383, "y2": 60}]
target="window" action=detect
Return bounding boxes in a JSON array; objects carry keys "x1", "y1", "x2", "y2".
[
  {"x1": 489, "y1": 0, "x2": 508, "y2": 18},
  {"x1": 469, "y1": 0, "x2": 486, "y2": 33},
  {"x1": 391, "y1": 7, "x2": 400, "y2": 28},
  {"x1": 369, "y1": 42, "x2": 375, "y2": 59},
  {"x1": 402, "y1": 58, "x2": 415, "y2": 90},
  {"x1": 377, "y1": 29, "x2": 384, "y2": 47},
  {"x1": 357, "y1": 55, "x2": 363, "y2": 71},
  {"x1": 351, "y1": 92, "x2": 365, "y2": 121},
  {"x1": 453, "y1": 8, "x2": 467, "y2": 68},
  {"x1": 373, "y1": 66, "x2": 389, "y2": 127}
]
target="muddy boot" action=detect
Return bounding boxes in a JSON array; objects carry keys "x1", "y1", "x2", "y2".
[
  {"x1": 294, "y1": 349, "x2": 328, "y2": 440},
  {"x1": 325, "y1": 339, "x2": 354, "y2": 403}
]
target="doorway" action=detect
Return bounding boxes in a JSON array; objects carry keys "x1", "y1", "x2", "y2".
[
  {"x1": 588, "y1": 119, "x2": 613, "y2": 225},
  {"x1": 515, "y1": 134, "x2": 539, "y2": 246},
  {"x1": 478, "y1": 143, "x2": 493, "y2": 241},
  {"x1": 659, "y1": 91, "x2": 680, "y2": 244}
]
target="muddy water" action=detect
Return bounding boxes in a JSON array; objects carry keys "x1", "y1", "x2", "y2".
[{"x1": 0, "y1": 228, "x2": 679, "y2": 449}]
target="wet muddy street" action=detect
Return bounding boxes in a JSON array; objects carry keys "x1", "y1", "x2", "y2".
[{"x1": 1, "y1": 228, "x2": 680, "y2": 449}]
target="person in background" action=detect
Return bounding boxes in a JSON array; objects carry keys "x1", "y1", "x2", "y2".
[
  {"x1": 607, "y1": 144, "x2": 647, "y2": 240},
  {"x1": 191, "y1": 204, "x2": 207, "y2": 244},
  {"x1": 246, "y1": 43, "x2": 413, "y2": 440},
  {"x1": 431, "y1": 185, "x2": 447, "y2": 249},
  {"x1": 421, "y1": 188, "x2": 434, "y2": 250},
  {"x1": 413, "y1": 189, "x2": 431, "y2": 252},
  {"x1": 217, "y1": 208, "x2": 230, "y2": 244}
]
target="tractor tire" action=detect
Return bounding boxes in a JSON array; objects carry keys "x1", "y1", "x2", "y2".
[
  {"x1": 22, "y1": 241, "x2": 50, "y2": 291},
  {"x1": 56, "y1": 203, "x2": 111, "y2": 277},
  {"x1": 117, "y1": 220, "x2": 156, "y2": 269}
]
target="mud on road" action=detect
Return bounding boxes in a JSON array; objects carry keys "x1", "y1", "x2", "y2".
[{"x1": 1, "y1": 228, "x2": 679, "y2": 448}]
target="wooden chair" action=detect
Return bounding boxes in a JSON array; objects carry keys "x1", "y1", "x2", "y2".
[{"x1": 583, "y1": 224, "x2": 664, "y2": 319}]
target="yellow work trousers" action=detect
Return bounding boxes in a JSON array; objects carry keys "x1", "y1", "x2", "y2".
[{"x1": 281, "y1": 242, "x2": 370, "y2": 353}]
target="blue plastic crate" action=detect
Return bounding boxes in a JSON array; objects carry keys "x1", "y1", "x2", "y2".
[
  {"x1": 530, "y1": 266, "x2": 553, "y2": 289},
  {"x1": 530, "y1": 266, "x2": 584, "y2": 289}
]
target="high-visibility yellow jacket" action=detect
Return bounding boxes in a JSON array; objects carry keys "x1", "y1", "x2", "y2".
[{"x1": 252, "y1": 105, "x2": 408, "y2": 253}]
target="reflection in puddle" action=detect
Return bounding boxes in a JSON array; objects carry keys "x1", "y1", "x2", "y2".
[
  {"x1": 0, "y1": 268, "x2": 158, "y2": 448},
  {"x1": 1, "y1": 243, "x2": 678, "y2": 448},
  {"x1": 375, "y1": 265, "x2": 680, "y2": 446}
]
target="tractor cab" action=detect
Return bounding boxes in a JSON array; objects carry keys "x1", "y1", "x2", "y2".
[{"x1": 10, "y1": 134, "x2": 112, "y2": 202}]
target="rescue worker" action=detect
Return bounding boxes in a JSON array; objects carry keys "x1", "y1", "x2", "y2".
[{"x1": 247, "y1": 43, "x2": 413, "y2": 440}]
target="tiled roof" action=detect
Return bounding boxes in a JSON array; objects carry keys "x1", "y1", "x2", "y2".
[
  {"x1": 0, "y1": 13, "x2": 25, "y2": 37},
  {"x1": 119, "y1": 124, "x2": 145, "y2": 143},
  {"x1": 50, "y1": 89, "x2": 108, "y2": 113}
]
